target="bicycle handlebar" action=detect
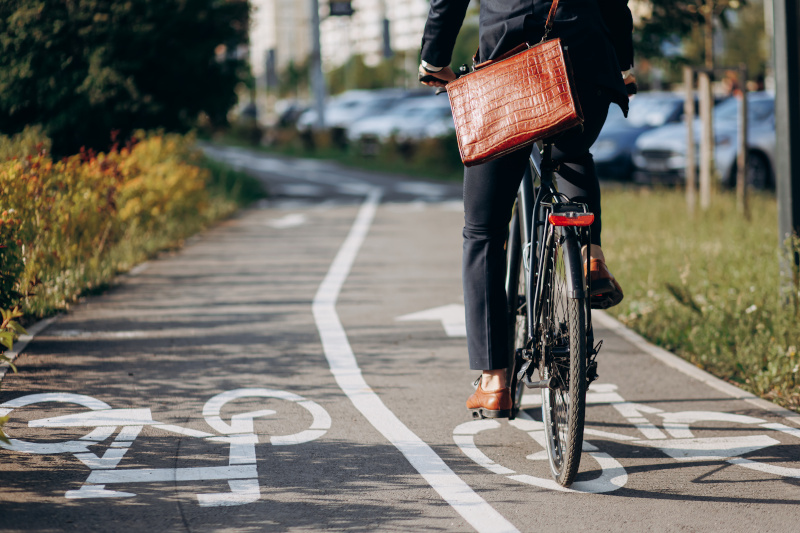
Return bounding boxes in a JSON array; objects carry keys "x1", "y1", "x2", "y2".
[{"x1": 418, "y1": 69, "x2": 464, "y2": 95}]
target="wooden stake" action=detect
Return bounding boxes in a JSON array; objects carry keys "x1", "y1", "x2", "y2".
[
  {"x1": 698, "y1": 71, "x2": 714, "y2": 211},
  {"x1": 736, "y1": 64, "x2": 750, "y2": 219},
  {"x1": 684, "y1": 66, "x2": 697, "y2": 215}
]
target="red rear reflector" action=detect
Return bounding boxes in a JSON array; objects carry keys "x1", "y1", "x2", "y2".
[{"x1": 548, "y1": 213, "x2": 595, "y2": 227}]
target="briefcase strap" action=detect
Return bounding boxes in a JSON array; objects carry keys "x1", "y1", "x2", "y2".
[{"x1": 541, "y1": 0, "x2": 561, "y2": 43}]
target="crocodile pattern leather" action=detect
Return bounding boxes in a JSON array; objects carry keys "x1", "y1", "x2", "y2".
[{"x1": 447, "y1": 38, "x2": 583, "y2": 167}]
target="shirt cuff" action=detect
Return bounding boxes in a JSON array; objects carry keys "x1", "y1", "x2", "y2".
[{"x1": 421, "y1": 60, "x2": 443, "y2": 73}]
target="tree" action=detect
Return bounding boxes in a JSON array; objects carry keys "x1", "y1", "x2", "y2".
[
  {"x1": 719, "y1": 1, "x2": 769, "y2": 78},
  {"x1": 0, "y1": 0, "x2": 250, "y2": 155},
  {"x1": 636, "y1": 0, "x2": 749, "y2": 65},
  {"x1": 325, "y1": 54, "x2": 408, "y2": 95},
  {"x1": 279, "y1": 59, "x2": 311, "y2": 99}
]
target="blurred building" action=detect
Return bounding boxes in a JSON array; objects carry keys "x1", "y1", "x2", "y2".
[
  {"x1": 629, "y1": 0, "x2": 651, "y2": 25},
  {"x1": 320, "y1": 0, "x2": 430, "y2": 68},
  {"x1": 251, "y1": 0, "x2": 653, "y2": 79},
  {"x1": 250, "y1": 0, "x2": 312, "y2": 76},
  {"x1": 253, "y1": 0, "x2": 426, "y2": 76}
]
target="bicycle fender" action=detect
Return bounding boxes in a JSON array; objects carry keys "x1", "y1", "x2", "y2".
[{"x1": 559, "y1": 229, "x2": 586, "y2": 300}]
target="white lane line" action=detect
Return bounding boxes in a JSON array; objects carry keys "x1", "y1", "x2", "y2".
[
  {"x1": 312, "y1": 189, "x2": 518, "y2": 533},
  {"x1": 268, "y1": 213, "x2": 308, "y2": 229},
  {"x1": 277, "y1": 184, "x2": 324, "y2": 197},
  {"x1": 0, "y1": 316, "x2": 58, "y2": 383}
]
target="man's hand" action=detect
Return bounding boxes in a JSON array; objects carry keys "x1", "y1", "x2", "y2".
[
  {"x1": 622, "y1": 70, "x2": 637, "y2": 97},
  {"x1": 419, "y1": 65, "x2": 457, "y2": 88}
]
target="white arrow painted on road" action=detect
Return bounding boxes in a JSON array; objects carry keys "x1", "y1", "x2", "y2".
[{"x1": 396, "y1": 304, "x2": 466, "y2": 337}]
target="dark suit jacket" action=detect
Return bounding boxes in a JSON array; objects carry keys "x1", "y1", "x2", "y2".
[{"x1": 420, "y1": 0, "x2": 633, "y2": 112}]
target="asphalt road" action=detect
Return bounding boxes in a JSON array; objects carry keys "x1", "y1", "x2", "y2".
[{"x1": 1, "y1": 145, "x2": 799, "y2": 532}]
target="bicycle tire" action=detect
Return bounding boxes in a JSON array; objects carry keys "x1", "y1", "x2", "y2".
[
  {"x1": 537, "y1": 225, "x2": 587, "y2": 486},
  {"x1": 505, "y1": 207, "x2": 526, "y2": 419}
]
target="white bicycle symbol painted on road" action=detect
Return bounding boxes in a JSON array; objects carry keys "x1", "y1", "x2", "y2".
[
  {"x1": 0, "y1": 388, "x2": 331, "y2": 506},
  {"x1": 454, "y1": 383, "x2": 800, "y2": 493}
]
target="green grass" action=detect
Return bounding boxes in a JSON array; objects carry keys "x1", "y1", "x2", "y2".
[
  {"x1": 198, "y1": 154, "x2": 267, "y2": 207},
  {"x1": 602, "y1": 187, "x2": 800, "y2": 412}
]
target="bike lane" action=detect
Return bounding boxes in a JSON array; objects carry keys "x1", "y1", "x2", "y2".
[
  {"x1": 2, "y1": 148, "x2": 800, "y2": 531},
  {"x1": 338, "y1": 190, "x2": 800, "y2": 532},
  {"x1": 0, "y1": 195, "x2": 489, "y2": 531}
]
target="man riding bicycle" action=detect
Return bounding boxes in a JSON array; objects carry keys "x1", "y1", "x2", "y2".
[{"x1": 419, "y1": 0, "x2": 636, "y2": 418}]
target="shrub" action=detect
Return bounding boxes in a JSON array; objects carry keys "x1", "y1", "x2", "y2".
[
  {"x1": 0, "y1": 127, "x2": 263, "y2": 317},
  {"x1": 0, "y1": 307, "x2": 25, "y2": 444}
]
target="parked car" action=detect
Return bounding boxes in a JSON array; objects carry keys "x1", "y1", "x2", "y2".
[
  {"x1": 346, "y1": 94, "x2": 454, "y2": 147},
  {"x1": 296, "y1": 88, "x2": 433, "y2": 147},
  {"x1": 295, "y1": 89, "x2": 379, "y2": 133},
  {"x1": 632, "y1": 92, "x2": 775, "y2": 189},
  {"x1": 592, "y1": 92, "x2": 687, "y2": 181},
  {"x1": 296, "y1": 88, "x2": 427, "y2": 132},
  {"x1": 274, "y1": 99, "x2": 310, "y2": 128}
]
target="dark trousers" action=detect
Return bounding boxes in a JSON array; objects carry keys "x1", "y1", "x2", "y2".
[{"x1": 462, "y1": 88, "x2": 611, "y2": 370}]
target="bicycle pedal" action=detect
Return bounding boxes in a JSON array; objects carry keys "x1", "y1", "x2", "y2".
[
  {"x1": 470, "y1": 408, "x2": 511, "y2": 420},
  {"x1": 523, "y1": 376, "x2": 553, "y2": 389}
]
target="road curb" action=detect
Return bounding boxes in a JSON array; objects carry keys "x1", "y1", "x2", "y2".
[
  {"x1": 594, "y1": 310, "x2": 800, "y2": 428},
  {"x1": 0, "y1": 262, "x2": 151, "y2": 386},
  {"x1": 0, "y1": 316, "x2": 59, "y2": 384}
]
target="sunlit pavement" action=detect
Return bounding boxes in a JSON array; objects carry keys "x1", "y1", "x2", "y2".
[{"x1": 1, "y1": 146, "x2": 799, "y2": 532}]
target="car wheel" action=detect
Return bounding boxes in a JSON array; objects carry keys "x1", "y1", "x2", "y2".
[
  {"x1": 747, "y1": 151, "x2": 772, "y2": 190},
  {"x1": 730, "y1": 151, "x2": 772, "y2": 190}
]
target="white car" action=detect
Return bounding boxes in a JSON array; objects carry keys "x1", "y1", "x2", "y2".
[
  {"x1": 296, "y1": 89, "x2": 408, "y2": 133},
  {"x1": 346, "y1": 95, "x2": 454, "y2": 145},
  {"x1": 632, "y1": 92, "x2": 775, "y2": 189}
]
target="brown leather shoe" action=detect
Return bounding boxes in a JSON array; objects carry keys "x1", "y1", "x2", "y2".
[
  {"x1": 467, "y1": 382, "x2": 512, "y2": 419},
  {"x1": 586, "y1": 258, "x2": 624, "y2": 309}
]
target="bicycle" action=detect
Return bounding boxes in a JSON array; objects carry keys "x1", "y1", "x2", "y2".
[
  {"x1": 424, "y1": 70, "x2": 629, "y2": 487},
  {"x1": 503, "y1": 140, "x2": 601, "y2": 487}
]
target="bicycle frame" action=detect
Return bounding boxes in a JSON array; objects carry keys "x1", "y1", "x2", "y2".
[{"x1": 507, "y1": 142, "x2": 595, "y2": 386}]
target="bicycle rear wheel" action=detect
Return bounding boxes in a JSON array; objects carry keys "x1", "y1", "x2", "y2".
[{"x1": 537, "y1": 225, "x2": 587, "y2": 486}]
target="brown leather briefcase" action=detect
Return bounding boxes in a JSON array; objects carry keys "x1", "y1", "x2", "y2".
[{"x1": 445, "y1": 0, "x2": 583, "y2": 167}]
